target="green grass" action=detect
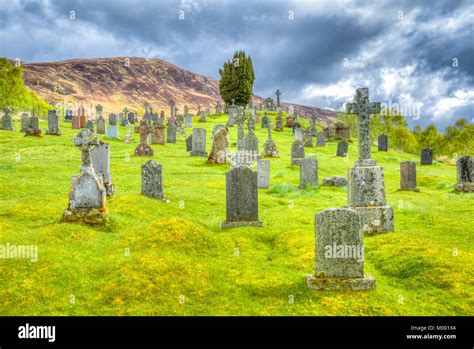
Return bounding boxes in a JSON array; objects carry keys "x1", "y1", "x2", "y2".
[{"x1": 0, "y1": 113, "x2": 473, "y2": 316}]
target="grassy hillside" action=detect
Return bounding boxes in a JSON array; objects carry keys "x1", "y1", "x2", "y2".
[{"x1": 0, "y1": 112, "x2": 472, "y2": 316}]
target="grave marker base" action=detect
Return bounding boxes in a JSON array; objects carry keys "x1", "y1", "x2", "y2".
[
  {"x1": 306, "y1": 274, "x2": 375, "y2": 291},
  {"x1": 221, "y1": 220, "x2": 262, "y2": 228}
]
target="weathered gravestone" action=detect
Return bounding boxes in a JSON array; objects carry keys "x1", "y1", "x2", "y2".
[
  {"x1": 20, "y1": 113, "x2": 29, "y2": 131},
  {"x1": 420, "y1": 147, "x2": 433, "y2": 165},
  {"x1": 85, "y1": 120, "x2": 95, "y2": 133},
  {"x1": 336, "y1": 140, "x2": 348, "y2": 157},
  {"x1": 399, "y1": 161, "x2": 419, "y2": 192},
  {"x1": 335, "y1": 122, "x2": 350, "y2": 139},
  {"x1": 167, "y1": 124, "x2": 177, "y2": 143},
  {"x1": 236, "y1": 109, "x2": 247, "y2": 151},
  {"x1": 291, "y1": 139, "x2": 305, "y2": 165},
  {"x1": 299, "y1": 158, "x2": 318, "y2": 188},
  {"x1": 185, "y1": 114, "x2": 193, "y2": 128},
  {"x1": 309, "y1": 117, "x2": 318, "y2": 136},
  {"x1": 303, "y1": 129, "x2": 313, "y2": 147},
  {"x1": 292, "y1": 122, "x2": 302, "y2": 134},
  {"x1": 121, "y1": 108, "x2": 129, "y2": 126},
  {"x1": 128, "y1": 112, "x2": 136, "y2": 124},
  {"x1": 264, "y1": 97, "x2": 274, "y2": 110},
  {"x1": 244, "y1": 130, "x2": 259, "y2": 153},
  {"x1": 261, "y1": 112, "x2": 269, "y2": 129},
  {"x1": 221, "y1": 166, "x2": 262, "y2": 228},
  {"x1": 46, "y1": 110, "x2": 61, "y2": 135},
  {"x1": 107, "y1": 114, "x2": 119, "y2": 139},
  {"x1": 208, "y1": 128, "x2": 229, "y2": 164},
  {"x1": 63, "y1": 129, "x2": 108, "y2": 224},
  {"x1": 227, "y1": 99, "x2": 238, "y2": 127},
  {"x1": 345, "y1": 88, "x2": 394, "y2": 234},
  {"x1": 1, "y1": 107, "x2": 15, "y2": 131},
  {"x1": 257, "y1": 159, "x2": 270, "y2": 189},
  {"x1": 306, "y1": 207, "x2": 375, "y2": 291},
  {"x1": 261, "y1": 121, "x2": 280, "y2": 158},
  {"x1": 134, "y1": 120, "x2": 154, "y2": 156},
  {"x1": 215, "y1": 103, "x2": 223, "y2": 114},
  {"x1": 212, "y1": 124, "x2": 227, "y2": 137},
  {"x1": 24, "y1": 115, "x2": 42, "y2": 136},
  {"x1": 323, "y1": 125, "x2": 335, "y2": 139},
  {"x1": 378, "y1": 134, "x2": 388, "y2": 151},
  {"x1": 455, "y1": 155, "x2": 474, "y2": 192},
  {"x1": 65, "y1": 109, "x2": 73, "y2": 122},
  {"x1": 77, "y1": 106, "x2": 86, "y2": 129},
  {"x1": 185, "y1": 135, "x2": 193, "y2": 152},
  {"x1": 91, "y1": 141, "x2": 114, "y2": 196},
  {"x1": 275, "y1": 113, "x2": 284, "y2": 131},
  {"x1": 322, "y1": 176, "x2": 348, "y2": 187},
  {"x1": 316, "y1": 132, "x2": 326, "y2": 146},
  {"x1": 151, "y1": 124, "x2": 166, "y2": 145},
  {"x1": 96, "y1": 116, "x2": 106, "y2": 134},
  {"x1": 190, "y1": 128, "x2": 207, "y2": 156},
  {"x1": 141, "y1": 160, "x2": 164, "y2": 200}
]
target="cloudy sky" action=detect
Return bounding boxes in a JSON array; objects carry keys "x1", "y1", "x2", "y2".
[{"x1": 1, "y1": 0, "x2": 473, "y2": 129}]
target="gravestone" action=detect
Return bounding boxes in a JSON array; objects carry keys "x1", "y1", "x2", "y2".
[
  {"x1": 261, "y1": 112, "x2": 269, "y2": 129},
  {"x1": 169, "y1": 99, "x2": 176, "y2": 119},
  {"x1": 221, "y1": 166, "x2": 262, "y2": 228},
  {"x1": 77, "y1": 106, "x2": 86, "y2": 129},
  {"x1": 236, "y1": 109, "x2": 247, "y2": 151},
  {"x1": 264, "y1": 97, "x2": 274, "y2": 111},
  {"x1": 190, "y1": 128, "x2": 207, "y2": 156},
  {"x1": 199, "y1": 111, "x2": 207, "y2": 122},
  {"x1": 378, "y1": 134, "x2": 388, "y2": 151},
  {"x1": 215, "y1": 103, "x2": 222, "y2": 114},
  {"x1": 244, "y1": 130, "x2": 259, "y2": 153},
  {"x1": 399, "y1": 161, "x2": 419, "y2": 192},
  {"x1": 247, "y1": 114, "x2": 255, "y2": 130},
  {"x1": 420, "y1": 147, "x2": 433, "y2": 165},
  {"x1": 208, "y1": 128, "x2": 229, "y2": 164},
  {"x1": 275, "y1": 113, "x2": 284, "y2": 131},
  {"x1": 294, "y1": 128, "x2": 305, "y2": 141},
  {"x1": 124, "y1": 123, "x2": 133, "y2": 143},
  {"x1": 121, "y1": 108, "x2": 129, "y2": 126},
  {"x1": 335, "y1": 122, "x2": 350, "y2": 139},
  {"x1": 91, "y1": 141, "x2": 114, "y2": 196},
  {"x1": 185, "y1": 135, "x2": 193, "y2": 152},
  {"x1": 303, "y1": 129, "x2": 313, "y2": 147},
  {"x1": 292, "y1": 122, "x2": 301, "y2": 134},
  {"x1": 322, "y1": 176, "x2": 348, "y2": 187},
  {"x1": 85, "y1": 120, "x2": 95, "y2": 133},
  {"x1": 96, "y1": 116, "x2": 106, "y2": 134},
  {"x1": 167, "y1": 124, "x2": 177, "y2": 143},
  {"x1": 299, "y1": 158, "x2": 318, "y2": 188},
  {"x1": 185, "y1": 114, "x2": 193, "y2": 128},
  {"x1": 95, "y1": 104, "x2": 103, "y2": 118},
  {"x1": 20, "y1": 113, "x2": 29, "y2": 131},
  {"x1": 257, "y1": 159, "x2": 270, "y2": 189},
  {"x1": 345, "y1": 88, "x2": 394, "y2": 234},
  {"x1": 141, "y1": 160, "x2": 163, "y2": 200},
  {"x1": 227, "y1": 99, "x2": 238, "y2": 127},
  {"x1": 212, "y1": 124, "x2": 227, "y2": 137},
  {"x1": 291, "y1": 139, "x2": 305, "y2": 165},
  {"x1": 455, "y1": 155, "x2": 474, "y2": 192},
  {"x1": 336, "y1": 140, "x2": 348, "y2": 157},
  {"x1": 107, "y1": 118, "x2": 119, "y2": 139},
  {"x1": 46, "y1": 110, "x2": 61, "y2": 135},
  {"x1": 323, "y1": 126, "x2": 335, "y2": 139},
  {"x1": 316, "y1": 132, "x2": 326, "y2": 146},
  {"x1": 261, "y1": 121, "x2": 280, "y2": 158},
  {"x1": 63, "y1": 129, "x2": 108, "y2": 224},
  {"x1": 285, "y1": 116, "x2": 295, "y2": 128},
  {"x1": 134, "y1": 120, "x2": 154, "y2": 156},
  {"x1": 65, "y1": 109, "x2": 73, "y2": 122},
  {"x1": 275, "y1": 89, "x2": 282, "y2": 112},
  {"x1": 128, "y1": 112, "x2": 136, "y2": 124},
  {"x1": 309, "y1": 117, "x2": 318, "y2": 136},
  {"x1": 1, "y1": 107, "x2": 15, "y2": 131},
  {"x1": 24, "y1": 115, "x2": 42, "y2": 136},
  {"x1": 306, "y1": 208, "x2": 375, "y2": 291}
]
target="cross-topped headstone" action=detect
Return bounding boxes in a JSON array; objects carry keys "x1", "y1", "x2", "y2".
[
  {"x1": 134, "y1": 120, "x2": 154, "y2": 156},
  {"x1": 73, "y1": 129, "x2": 99, "y2": 169},
  {"x1": 275, "y1": 89, "x2": 281, "y2": 107},
  {"x1": 345, "y1": 88, "x2": 381, "y2": 166}
]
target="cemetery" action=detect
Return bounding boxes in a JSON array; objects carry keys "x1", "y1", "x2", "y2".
[{"x1": 0, "y1": 97, "x2": 472, "y2": 316}]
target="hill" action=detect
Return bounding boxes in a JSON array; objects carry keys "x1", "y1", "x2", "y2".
[{"x1": 21, "y1": 57, "x2": 337, "y2": 122}]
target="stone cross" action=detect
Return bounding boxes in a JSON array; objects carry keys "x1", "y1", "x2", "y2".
[
  {"x1": 73, "y1": 129, "x2": 99, "y2": 169},
  {"x1": 345, "y1": 88, "x2": 381, "y2": 166},
  {"x1": 136, "y1": 121, "x2": 154, "y2": 145},
  {"x1": 275, "y1": 89, "x2": 281, "y2": 107}
]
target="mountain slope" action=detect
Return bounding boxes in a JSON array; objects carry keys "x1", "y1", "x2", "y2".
[{"x1": 21, "y1": 57, "x2": 336, "y2": 121}]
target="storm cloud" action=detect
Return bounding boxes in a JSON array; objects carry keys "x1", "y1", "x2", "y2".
[{"x1": 1, "y1": 0, "x2": 472, "y2": 129}]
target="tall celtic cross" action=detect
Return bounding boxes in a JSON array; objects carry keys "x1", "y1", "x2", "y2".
[
  {"x1": 345, "y1": 88, "x2": 381, "y2": 166},
  {"x1": 73, "y1": 129, "x2": 99, "y2": 169},
  {"x1": 275, "y1": 89, "x2": 281, "y2": 107}
]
